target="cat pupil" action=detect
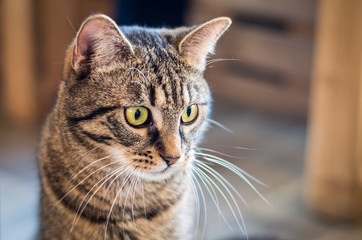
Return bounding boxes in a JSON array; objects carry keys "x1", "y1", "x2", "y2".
[
  {"x1": 187, "y1": 107, "x2": 192, "y2": 117},
  {"x1": 135, "y1": 109, "x2": 141, "y2": 120}
]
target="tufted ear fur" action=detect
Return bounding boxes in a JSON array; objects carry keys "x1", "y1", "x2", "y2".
[
  {"x1": 72, "y1": 14, "x2": 134, "y2": 75},
  {"x1": 178, "y1": 17, "x2": 231, "y2": 71}
]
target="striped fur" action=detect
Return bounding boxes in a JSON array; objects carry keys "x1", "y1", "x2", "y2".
[{"x1": 38, "y1": 14, "x2": 231, "y2": 240}]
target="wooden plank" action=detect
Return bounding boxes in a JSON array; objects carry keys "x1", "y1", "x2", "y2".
[
  {"x1": 78, "y1": 0, "x2": 116, "y2": 19},
  {"x1": 207, "y1": 71, "x2": 308, "y2": 119},
  {"x1": 1, "y1": 0, "x2": 37, "y2": 125},
  {"x1": 305, "y1": 0, "x2": 362, "y2": 218},
  {"x1": 196, "y1": 0, "x2": 316, "y2": 23},
  {"x1": 35, "y1": 0, "x2": 78, "y2": 119},
  {"x1": 219, "y1": 24, "x2": 313, "y2": 89},
  {"x1": 35, "y1": 0, "x2": 116, "y2": 119}
]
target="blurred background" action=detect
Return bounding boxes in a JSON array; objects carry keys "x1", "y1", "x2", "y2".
[{"x1": 1, "y1": 0, "x2": 362, "y2": 239}]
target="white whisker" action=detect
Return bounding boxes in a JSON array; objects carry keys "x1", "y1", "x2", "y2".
[
  {"x1": 204, "y1": 155, "x2": 270, "y2": 206},
  {"x1": 127, "y1": 67, "x2": 148, "y2": 82},
  {"x1": 206, "y1": 58, "x2": 242, "y2": 66},
  {"x1": 102, "y1": 163, "x2": 131, "y2": 201},
  {"x1": 197, "y1": 147, "x2": 243, "y2": 159},
  {"x1": 207, "y1": 119, "x2": 233, "y2": 133},
  {"x1": 196, "y1": 152, "x2": 269, "y2": 188},
  {"x1": 129, "y1": 173, "x2": 140, "y2": 231},
  {"x1": 194, "y1": 163, "x2": 247, "y2": 236},
  {"x1": 196, "y1": 153, "x2": 271, "y2": 208},
  {"x1": 196, "y1": 159, "x2": 248, "y2": 208},
  {"x1": 53, "y1": 156, "x2": 114, "y2": 211},
  {"x1": 71, "y1": 155, "x2": 112, "y2": 181},
  {"x1": 233, "y1": 146, "x2": 261, "y2": 151},
  {"x1": 105, "y1": 170, "x2": 133, "y2": 240},
  {"x1": 189, "y1": 166, "x2": 207, "y2": 240},
  {"x1": 185, "y1": 168, "x2": 200, "y2": 239},
  {"x1": 71, "y1": 165, "x2": 127, "y2": 235},
  {"x1": 73, "y1": 146, "x2": 101, "y2": 172},
  {"x1": 192, "y1": 164, "x2": 233, "y2": 231},
  {"x1": 141, "y1": 172, "x2": 147, "y2": 218}
]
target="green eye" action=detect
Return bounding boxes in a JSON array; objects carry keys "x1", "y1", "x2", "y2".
[
  {"x1": 181, "y1": 105, "x2": 198, "y2": 124},
  {"x1": 125, "y1": 107, "x2": 149, "y2": 127}
]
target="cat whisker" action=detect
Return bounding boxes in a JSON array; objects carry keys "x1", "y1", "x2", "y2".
[
  {"x1": 185, "y1": 168, "x2": 201, "y2": 239},
  {"x1": 207, "y1": 119, "x2": 233, "y2": 133},
  {"x1": 201, "y1": 146, "x2": 260, "y2": 152},
  {"x1": 127, "y1": 67, "x2": 148, "y2": 82},
  {"x1": 197, "y1": 147, "x2": 244, "y2": 159},
  {"x1": 133, "y1": 173, "x2": 142, "y2": 230},
  {"x1": 188, "y1": 167, "x2": 207, "y2": 239},
  {"x1": 70, "y1": 165, "x2": 128, "y2": 236},
  {"x1": 194, "y1": 162, "x2": 247, "y2": 236},
  {"x1": 196, "y1": 153, "x2": 271, "y2": 207},
  {"x1": 102, "y1": 166, "x2": 131, "y2": 239},
  {"x1": 122, "y1": 174, "x2": 135, "y2": 232},
  {"x1": 125, "y1": 173, "x2": 139, "y2": 232},
  {"x1": 203, "y1": 155, "x2": 269, "y2": 206},
  {"x1": 105, "y1": 170, "x2": 133, "y2": 240},
  {"x1": 196, "y1": 152, "x2": 269, "y2": 188},
  {"x1": 66, "y1": 14, "x2": 76, "y2": 34},
  {"x1": 129, "y1": 80, "x2": 148, "y2": 92},
  {"x1": 140, "y1": 172, "x2": 147, "y2": 218},
  {"x1": 102, "y1": 163, "x2": 131, "y2": 201},
  {"x1": 70, "y1": 155, "x2": 111, "y2": 181},
  {"x1": 206, "y1": 58, "x2": 242, "y2": 66},
  {"x1": 72, "y1": 146, "x2": 102, "y2": 171},
  {"x1": 196, "y1": 159, "x2": 248, "y2": 208},
  {"x1": 52, "y1": 156, "x2": 114, "y2": 211},
  {"x1": 192, "y1": 162, "x2": 234, "y2": 231},
  {"x1": 233, "y1": 146, "x2": 261, "y2": 151},
  {"x1": 120, "y1": 172, "x2": 135, "y2": 238}
]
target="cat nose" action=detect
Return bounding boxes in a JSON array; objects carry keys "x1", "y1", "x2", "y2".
[{"x1": 161, "y1": 155, "x2": 180, "y2": 166}]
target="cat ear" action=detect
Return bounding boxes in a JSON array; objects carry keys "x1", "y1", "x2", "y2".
[
  {"x1": 72, "y1": 14, "x2": 134, "y2": 74},
  {"x1": 178, "y1": 17, "x2": 231, "y2": 71}
]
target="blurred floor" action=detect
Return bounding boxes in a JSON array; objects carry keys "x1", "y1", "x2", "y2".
[
  {"x1": 1, "y1": 107, "x2": 362, "y2": 240},
  {"x1": 0, "y1": 127, "x2": 39, "y2": 240}
]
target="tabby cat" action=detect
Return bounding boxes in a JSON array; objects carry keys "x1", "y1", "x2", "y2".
[{"x1": 38, "y1": 14, "x2": 232, "y2": 239}]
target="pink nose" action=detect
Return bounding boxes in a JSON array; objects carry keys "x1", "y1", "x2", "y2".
[{"x1": 161, "y1": 155, "x2": 180, "y2": 166}]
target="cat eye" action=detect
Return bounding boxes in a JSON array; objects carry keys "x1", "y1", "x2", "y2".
[
  {"x1": 181, "y1": 105, "x2": 198, "y2": 124},
  {"x1": 125, "y1": 107, "x2": 150, "y2": 127}
]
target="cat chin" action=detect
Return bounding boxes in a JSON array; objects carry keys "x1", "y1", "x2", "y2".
[{"x1": 136, "y1": 167, "x2": 178, "y2": 182}]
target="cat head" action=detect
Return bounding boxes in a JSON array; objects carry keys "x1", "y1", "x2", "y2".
[{"x1": 62, "y1": 14, "x2": 231, "y2": 181}]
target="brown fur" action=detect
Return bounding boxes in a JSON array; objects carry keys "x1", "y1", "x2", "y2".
[{"x1": 38, "y1": 14, "x2": 231, "y2": 240}]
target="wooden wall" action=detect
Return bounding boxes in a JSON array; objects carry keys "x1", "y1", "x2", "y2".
[
  {"x1": 188, "y1": 0, "x2": 316, "y2": 119},
  {"x1": 1, "y1": 0, "x2": 37, "y2": 125},
  {"x1": 0, "y1": 0, "x2": 116, "y2": 126},
  {"x1": 305, "y1": 0, "x2": 362, "y2": 219},
  {"x1": 1, "y1": 0, "x2": 316, "y2": 124}
]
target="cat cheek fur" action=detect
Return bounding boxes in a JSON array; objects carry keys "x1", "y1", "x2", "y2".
[{"x1": 38, "y1": 13, "x2": 231, "y2": 240}]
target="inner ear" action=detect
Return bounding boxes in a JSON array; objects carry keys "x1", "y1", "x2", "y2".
[
  {"x1": 178, "y1": 17, "x2": 231, "y2": 71},
  {"x1": 75, "y1": 21, "x2": 101, "y2": 62},
  {"x1": 72, "y1": 14, "x2": 134, "y2": 75}
]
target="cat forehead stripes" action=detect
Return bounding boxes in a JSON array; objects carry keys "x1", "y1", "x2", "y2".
[{"x1": 122, "y1": 62, "x2": 209, "y2": 110}]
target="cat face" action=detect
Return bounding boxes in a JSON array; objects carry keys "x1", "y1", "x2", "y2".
[
  {"x1": 111, "y1": 66, "x2": 210, "y2": 180},
  {"x1": 63, "y1": 15, "x2": 231, "y2": 181}
]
